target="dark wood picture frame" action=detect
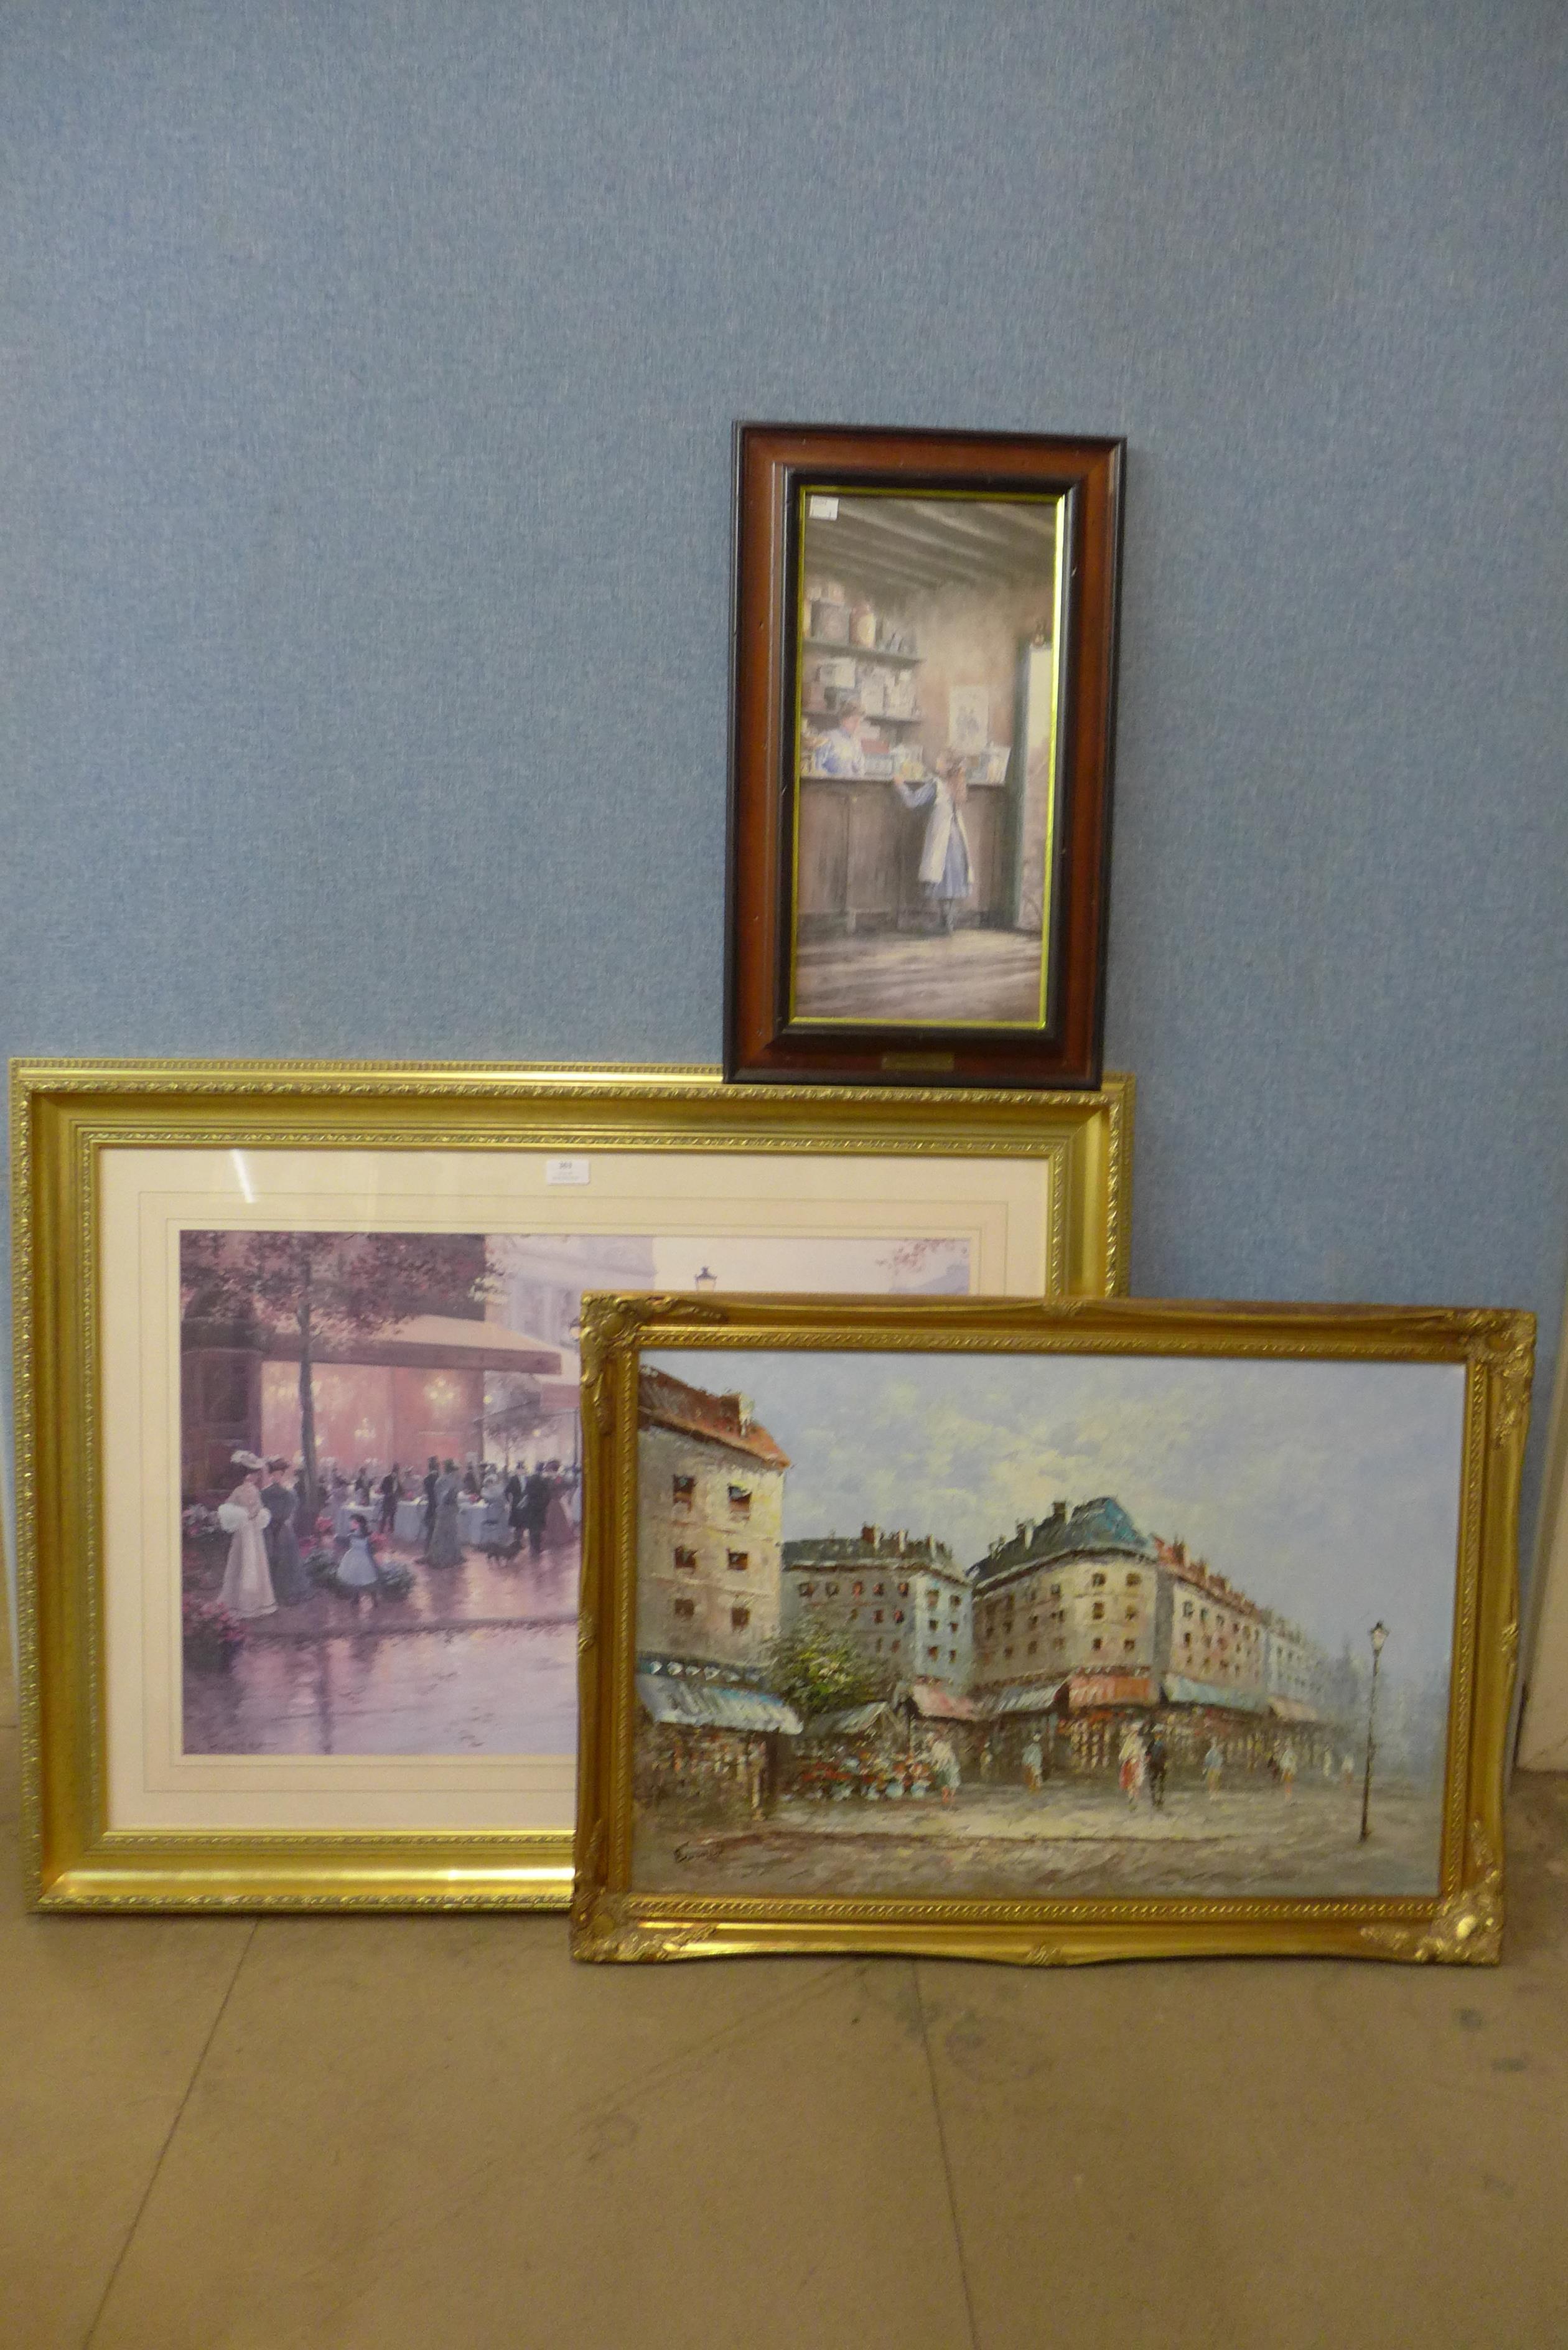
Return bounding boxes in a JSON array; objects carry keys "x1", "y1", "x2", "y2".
[{"x1": 725, "y1": 421, "x2": 1125, "y2": 1089}]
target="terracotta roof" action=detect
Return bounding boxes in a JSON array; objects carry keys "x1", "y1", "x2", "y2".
[{"x1": 638, "y1": 1368, "x2": 790, "y2": 1469}]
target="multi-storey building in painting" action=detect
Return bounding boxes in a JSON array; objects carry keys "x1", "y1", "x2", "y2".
[
  {"x1": 963, "y1": 1502, "x2": 1336, "y2": 1776},
  {"x1": 635, "y1": 1369, "x2": 800, "y2": 1813},
  {"x1": 972, "y1": 1498, "x2": 1160, "y2": 1700},
  {"x1": 637, "y1": 1369, "x2": 790, "y2": 1678},
  {"x1": 780, "y1": 1525, "x2": 973, "y2": 1693}
]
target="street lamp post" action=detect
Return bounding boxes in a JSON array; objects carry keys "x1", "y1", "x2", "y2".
[
  {"x1": 694, "y1": 1265, "x2": 717, "y2": 1291},
  {"x1": 1358, "y1": 1621, "x2": 1389, "y2": 1843}
]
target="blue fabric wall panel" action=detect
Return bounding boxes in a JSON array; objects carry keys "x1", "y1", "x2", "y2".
[{"x1": 2, "y1": 2, "x2": 1565, "y2": 1596}]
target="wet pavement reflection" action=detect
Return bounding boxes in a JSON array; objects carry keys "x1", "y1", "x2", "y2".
[{"x1": 182, "y1": 1535, "x2": 580, "y2": 1756}]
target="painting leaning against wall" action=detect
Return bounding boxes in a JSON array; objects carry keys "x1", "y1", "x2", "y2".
[
  {"x1": 179, "y1": 1230, "x2": 970, "y2": 1761},
  {"x1": 624, "y1": 1345, "x2": 1472, "y2": 1905}
]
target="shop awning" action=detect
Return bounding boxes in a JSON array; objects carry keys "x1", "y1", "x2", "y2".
[
  {"x1": 905, "y1": 1680, "x2": 982, "y2": 1721},
  {"x1": 1267, "y1": 1696, "x2": 1321, "y2": 1723},
  {"x1": 636, "y1": 1675, "x2": 801, "y2": 1735},
  {"x1": 1068, "y1": 1670, "x2": 1155, "y2": 1711},
  {"x1": 981, "y1": 1681, "x2": 1066, "y2": 1718},
  {"x1": 806, "y1": 1702, "x2": 891, "y2": 1739},
  {"x1": 1162, "y1": 1673, "x2": 1272, "y2": 1716}
]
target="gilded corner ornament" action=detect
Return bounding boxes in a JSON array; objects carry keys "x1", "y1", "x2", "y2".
[{"x1": 1360, "y1": 1822, "x2": 1504, "y2": 1965}]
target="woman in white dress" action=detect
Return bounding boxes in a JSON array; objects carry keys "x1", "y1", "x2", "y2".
[{"x1": 218, "y1": 1451, "x2": 276, "y2": 1619}]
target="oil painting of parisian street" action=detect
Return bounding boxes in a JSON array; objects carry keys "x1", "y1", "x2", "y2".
[{"x1": 629, "y1": 1348, "x2": 1467, "y2": 1902}]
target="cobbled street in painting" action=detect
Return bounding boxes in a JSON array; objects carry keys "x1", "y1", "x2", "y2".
[{"x1": 630, "y1": 1348, "x2": 1465, "y2": 1903}]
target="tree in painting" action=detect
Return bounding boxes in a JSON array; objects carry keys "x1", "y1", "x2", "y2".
[
  {"x1": 180, "y1": 1231, "x2": 491, "y2": 1515},
  {"x1": 765, "y1": 1619, "x2": 885, "y2": 1718}
]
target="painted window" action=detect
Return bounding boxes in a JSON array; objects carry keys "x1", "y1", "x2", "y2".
[
  {"x1": 727, "y1": 1551, "x2": 749, "y2": 1573},
  {"x1": 673, "y1": 1546, "x2": 698, "y2": 1572},
  {"x1": 673, "y1": 1597, "x2": 695, "y2": 1619},
  {"x1": 1092, "y1": 1601, "x2": 1105, "y2": 1620},
  {"x1": 672, "y1": 1475, "x2": 694, "y2": 1509},
  {"x1": 727, "y1": 1485, "x2": 751, "y2": 1517},
  {"x1": 731, "y1": 1605, "x2": 750, "y2": 1630}
]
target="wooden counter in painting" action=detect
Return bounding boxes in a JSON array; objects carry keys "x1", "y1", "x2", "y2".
[{"x1": 796, "y1": 776, "x2": 1010, "y2": 935}]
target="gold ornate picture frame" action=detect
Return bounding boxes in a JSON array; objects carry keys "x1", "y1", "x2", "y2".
[
  {"x1": 11, "y1": 1058, "x2": 1130, "y2": 1911},
  {"x1": 573, "y1": 1293, "x2": 1530, "y2": 1966}
]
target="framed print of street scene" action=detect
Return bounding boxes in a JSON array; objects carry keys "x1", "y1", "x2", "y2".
[
  {"x1": 12, "y1": 1058, "x2": 1129, "y2": 1911},
  {"x1": 573, "y1": 1294, "x2": 1531, "y2": 1967},
  {"x1": 726, "y1": 422, "x2": 1124, "y2": 1090}
]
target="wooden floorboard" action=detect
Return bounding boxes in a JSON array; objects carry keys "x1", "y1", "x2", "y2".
[{"x1": 795, "y1": 928, "x2": 1045, "y2": 1024}]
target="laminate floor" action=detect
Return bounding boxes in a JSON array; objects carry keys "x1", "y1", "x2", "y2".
[
  {"x1": 795, "y1": 928, "x2": 1045, "y2": 1025},
  {"x1": 4, "y1": 1639, "x2": 1567, "y2": 2350}
]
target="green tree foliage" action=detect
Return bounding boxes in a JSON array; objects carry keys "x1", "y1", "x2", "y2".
[{"x1": 764, "y1": 1620, "x2": 885, "y2": 1720}]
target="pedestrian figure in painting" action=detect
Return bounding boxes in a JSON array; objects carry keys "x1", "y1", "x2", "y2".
[
  {"x1": 478, "y1": 1470, "x2": 512, "y2": 1556},
  {"x1": 259, "y1": 1456, "x2": 307, "y2": 1606},
  {"x1": 1146, "y1": 1725, "x2": 1168, "y2": 1810},
  {"x1": 337, "y1": 1511, "x2": 380, "y2": 1609},
  {"x1": 931, "y1": 1733, "x2": 961, "y2": 1805},
  {"x1": 218, "y1": 1451, "x2": 276, "y2": 1619},
  {"x1": 1118, "y1": 1721, "x2": 1147, "y2": 1810},
  {"x1": 1341, "y1": 1751, "x2": 1356, "y2": 1790},
  {"x1": 421, "y1": 1456, "x2": 440, "y2": 1548},
  {"x1": 1204, "y1": 1737, "x2": 1224, "y2": 1797},
  {"x1": 427, "y1": 1459, "x2": 465, "y2": 1568},
  {"x1": 889, "y1": 750, "x2": 973, "y2": 934},
  {"x1": 520, "y1": 1460, "x2": 555, "y2": 1559},
  {"x1": 542, "y1": 1461, "x2": 576, "y2": 1551},
  {"x1": 505, "y1": 1466, "x2": 525, "y2": 1554},
  {"x1": 1279, "y1": 1740, "x2": 1298, "y2": 1800},
  {"x1": 1020, "y1": 1731, "x2": 1043, "y2": 1792},
  {"x1": 378, "y1": 1464, "x2": 399, "y2": 1534},
  {"x1": 330, "y1": 1472, "x2": 357, "y2": 1545}
]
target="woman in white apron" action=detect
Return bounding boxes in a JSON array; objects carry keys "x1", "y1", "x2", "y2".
[
  {"x1": 218, "y1": 1451, "x2": 276, "y2": 1618},
  {"x1": 890, "y1": 751, "x2": 973, "y2": 932}
]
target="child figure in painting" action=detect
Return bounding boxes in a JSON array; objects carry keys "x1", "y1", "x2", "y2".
[
  {"x1": 337, "y1": 1512, "x2": 380, "y2": 1609},
  {"x1": 889, "y1": 750, "x2": 973, "y2": 933}
]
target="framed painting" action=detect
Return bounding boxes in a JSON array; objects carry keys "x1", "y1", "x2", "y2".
[
  {"x1": 11, "y1": 1057, "x2": 1130, "y2": 1911},
  {"x1": 573, "y1": 1292, "x2": 1532, "y2": 1965},
  {"x1": 726, "y1": 421, "x2": 1124, "y2": 1090}
]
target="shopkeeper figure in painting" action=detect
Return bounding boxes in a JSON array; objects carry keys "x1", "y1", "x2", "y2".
[
  {"x1": 890, "y1": 749, "x2": 973, "y2": 933},
  {"x1": 814, "y1": 697, "x2": 867, "y2": 777}
]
